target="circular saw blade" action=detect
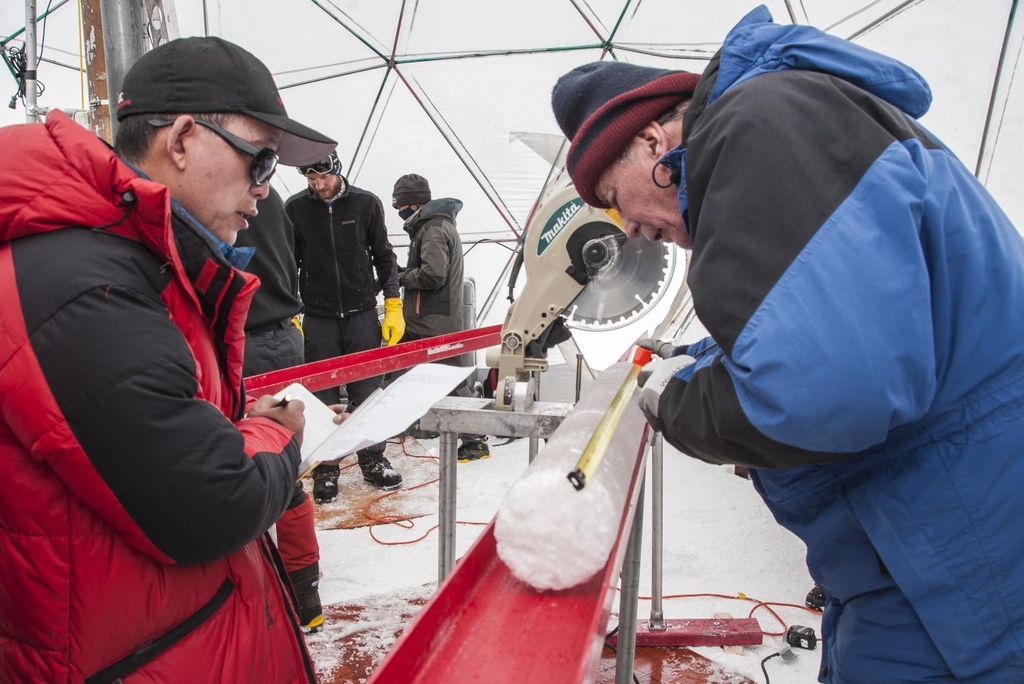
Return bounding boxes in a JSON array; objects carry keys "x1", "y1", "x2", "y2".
[{"x1": 564, "y1": 237, "x2": 675, "y2": 331}]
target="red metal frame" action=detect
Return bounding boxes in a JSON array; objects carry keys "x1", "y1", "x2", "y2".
[
  {"x1": 612, "y1": 619, "x2": 763, "y2": 647},
  {"x1": 365, "y1": 402, "x2": 650, "y2": 683},
  {"x1": 244, "y1": 325, "x2": 502, "y2": 395}
]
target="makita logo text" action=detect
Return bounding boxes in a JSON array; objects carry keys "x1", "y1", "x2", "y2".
[{"x1": 537, "y1": 200, "x2": 583, "y2": 256}]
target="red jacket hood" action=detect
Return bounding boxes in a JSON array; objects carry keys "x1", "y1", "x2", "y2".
[{"x1": 0, "y1": 110, "x2": 176, "y2": 261}]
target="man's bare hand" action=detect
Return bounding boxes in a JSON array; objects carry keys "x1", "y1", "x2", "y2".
[
  {"x1": 315, "y1": 405, "x2": 351, "y2": 466},
  {"x1": 249, "y1": 395, "x2": 306, "y2": 448},
  {"x1": 329, "y1": 404, "x2": 349, "y2": 425}
]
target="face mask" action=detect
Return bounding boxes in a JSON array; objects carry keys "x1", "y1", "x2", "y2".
[{"x1": 398, "y1": 208, "x2": 416, "y2": 220}]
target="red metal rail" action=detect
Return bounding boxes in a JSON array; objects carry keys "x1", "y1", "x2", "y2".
[
  {"x1": 245, "y1": 324, "x2": 501, "y2": 395},
  {"x1": 365, "y1": 392, "x2": 650, "y2": 684}
]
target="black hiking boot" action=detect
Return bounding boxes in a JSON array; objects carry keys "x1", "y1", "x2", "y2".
[
  {"x1": 457, "y1": 440, "x2": 490, "y2": 462},
  {"x1": 311, "y1": 464, "x2": 340, "y2": 504},
  {"x1": 805, "y1": 584, "x2": 826, "y2": 612},
  {"x1": 288, "y1": 562, "x2": 325, "y2": 634},
  {"x1": 357, "y1": 449, "x2": 402, "y2": 490},
  {"x1": 406, "y1": 420, "x2": 439, "y2": 440}
]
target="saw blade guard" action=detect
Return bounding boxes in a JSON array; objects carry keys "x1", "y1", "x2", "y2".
[{"x1": 490, "y1": 183, "x2": 679, "y2": 408}]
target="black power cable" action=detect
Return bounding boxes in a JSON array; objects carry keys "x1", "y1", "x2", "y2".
[
  {"x1": 761, "y1": 645, "x2": 798, "y2": 684},
  {"x1": 5, "y1": 0, "x2": 56, "y2": 111},
  {"x1": 5, "y1": 44, "x2": 29, "y2": 109},
  {"x1": 602, "y1": 626, "x2": 641, "y2": 684},
  {"x1": 761, "y1": 650, "x2": 783, "y2": 683}
]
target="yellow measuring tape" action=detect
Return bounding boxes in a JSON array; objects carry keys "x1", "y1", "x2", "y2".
[{"x1": 567, "y1": 347, "x2": 652, "y2": 491}]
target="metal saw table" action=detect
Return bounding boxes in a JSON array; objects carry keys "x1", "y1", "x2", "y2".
[{"x1": 418, "y1": 397, "x2": 572, "y2": 581}]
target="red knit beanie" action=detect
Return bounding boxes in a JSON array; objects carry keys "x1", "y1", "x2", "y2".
[{"x1": 552, "y1": 62, "x2": 699, "y2": 207}]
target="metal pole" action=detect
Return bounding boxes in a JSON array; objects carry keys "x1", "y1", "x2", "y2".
[
  {"x1": 24, "y1": 0, "x2": 42, "y2": 122},
  {"x1": 438, "y1": 431, "x2": 459, "y2": 581},
  {"x1": 98, "y1": 0, "x2": 148, "y2": 140},
  {"x1": 575, "y1": 353, "x2": 583, "y2": 403},
  {"x1": 528, "y1": 436, "x2": 538, "y2": 464},
  {"x1": 648, "y1": 432, "x2": 666, "y2": 630},
  {"x1": 615, "y1": 479, "x2": 645, "y2": 684},
  {"x1": 80, "y1": 0, "x2": 112, "y2": 141},
  {"x1": 975, "y1": 0, "x2": 1020, "y2": 181}
]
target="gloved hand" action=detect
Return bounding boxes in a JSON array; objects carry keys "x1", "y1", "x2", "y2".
[
  {"x1": 638, "y1": 337, "x2": 676, "y2": 359},
  {"x1": 636, "y1": 355, "x2": 695, "y2": 432},
  {"x1": 381, "y1": 297, "x2": 406, "y2": 346}
]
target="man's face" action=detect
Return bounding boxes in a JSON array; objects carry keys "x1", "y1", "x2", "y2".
[
  {"x1": 595, "y1": 135, "x2": 690, "y2": 250},
  {"x1": 307, "y1": 172, "x2": 342, "y2": 200},
  {"x1": 172, "y1": 114, "x2": 279, "y2": 245}
]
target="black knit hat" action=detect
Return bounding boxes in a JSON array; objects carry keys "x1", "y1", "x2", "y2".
[
  {"x1": 551, "y1": 62, "x2": 700, "y2": 207},
  {"x1": 392, "y1": 174, "x2": 431, "y2": 208},
  {"x1": 116, "y1": 37, "x2": 336, "y2": 167}
]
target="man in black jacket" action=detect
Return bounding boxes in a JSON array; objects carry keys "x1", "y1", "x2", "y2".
[
  {"x1": 236, "y1": 186, "x2": 324, "y2": 633},
  {"x1": 286, "y1": 152, "x2": 404, "y2": 498},
  {"x1": 239, "y1": 187, "x2": 304, "y2": 376}
]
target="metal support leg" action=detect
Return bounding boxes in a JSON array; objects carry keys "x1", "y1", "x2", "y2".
[
  {"x1": 420, "y1": 398, "x2": 571, "y2": 586},
  {"x1": 649, "y1": 432, "x2": 666, "y2": 630},
  {"x1": 616, "y1": 480, "x2": 645, "y2": 684},
  {"x1": 528, "y1": 436, "x2": 538, "y2": 464},
  {"x1": 438, "y1": 431, "x2": 459, "y2": 581}
]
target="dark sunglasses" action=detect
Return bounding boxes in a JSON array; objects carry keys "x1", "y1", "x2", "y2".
[
  {"x1": 148, "y1": 118, "x2": 279, "y2": 186},
  {"x1": 297, "y1": 158, "x2": 335, "y2": 176}
]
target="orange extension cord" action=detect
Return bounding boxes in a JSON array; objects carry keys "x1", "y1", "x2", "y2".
[{"x1": 340, "y1": 436, "x2": 487, "y2": 546}]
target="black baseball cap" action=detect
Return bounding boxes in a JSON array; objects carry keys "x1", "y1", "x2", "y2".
[{"x1": 116, "y1": 36, "x2": 335, "y2": 166}]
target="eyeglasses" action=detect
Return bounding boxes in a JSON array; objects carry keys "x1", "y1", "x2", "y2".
[
  {"x1": 297, "y1": 157, "x2": 336, "y2": 176},
  {"x1": 148, "y1": 118, "x2": 279, "y2": 186}
]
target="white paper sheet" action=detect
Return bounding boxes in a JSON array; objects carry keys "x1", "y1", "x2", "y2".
[{"x1": 273, "y1": 364, "x2": 475, "y2": 479}]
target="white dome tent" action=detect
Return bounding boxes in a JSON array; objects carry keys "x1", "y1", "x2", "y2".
[
  {"x1": 3, "y1": 3, "x2": 1024, "y2": 681},
  {"x1": 2, "y1": 0, "x2": 1022, "y2": 363}
]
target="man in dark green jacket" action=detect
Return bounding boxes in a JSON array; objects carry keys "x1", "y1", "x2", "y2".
[{"x1": 392, "y1": 174, "x2": 488, "y2": 461}]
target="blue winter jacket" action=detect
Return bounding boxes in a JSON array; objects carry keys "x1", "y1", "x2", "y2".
[{"x1": 656, "y1": 6, "x2": 1024, "y2": 682}]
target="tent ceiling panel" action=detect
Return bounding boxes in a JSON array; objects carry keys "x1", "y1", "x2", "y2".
[
  {"x1": 395, "y1": 0, "x2": 604, "y2": 56},
  {"x1": 604, "y1": 0, "x2": 803, "y2": 52},
  {"x1": 4, "y1": 0, "x2": 1023, "y2": 348},
  {"x1": 850, "y1": 0, "x2": 1012, "y2": 171},
  {"x1": 209, "y1": 0, "x2": 390, "y2": 83},
  {"x1": 268, "y1": 67, "x2": 390, "y2": 184},
  {"x1": 978, "y1": 42, "x2": 1024, "y2": 225}
]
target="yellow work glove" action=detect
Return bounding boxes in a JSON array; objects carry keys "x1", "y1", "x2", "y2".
[
  {"x1": 381, "y1": 298, "x2": 405, "y2": 346},
  {"x1": 290, "y1": 314, "x2": 304, "y2": 338}
]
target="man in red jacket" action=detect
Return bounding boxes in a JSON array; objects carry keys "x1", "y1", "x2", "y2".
[{"x1": 0, "y1": 37, "x2": 335, "y2": 683}]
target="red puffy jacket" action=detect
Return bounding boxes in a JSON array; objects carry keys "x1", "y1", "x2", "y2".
[{"x1": 0, "y1": 112, "x2": 315, "y2": 683}]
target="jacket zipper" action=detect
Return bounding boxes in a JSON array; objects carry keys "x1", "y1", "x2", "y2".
[
  {"x1": 327, "y1": 204, "x2": 345, "y2": 315},
  {"x1": 84, "y1": 579, "x2": 234, "y2": 684}
]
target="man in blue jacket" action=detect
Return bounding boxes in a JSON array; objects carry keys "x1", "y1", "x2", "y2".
[{"x1": 552, "y1": 6, "x2": 1024, "y2": 682}]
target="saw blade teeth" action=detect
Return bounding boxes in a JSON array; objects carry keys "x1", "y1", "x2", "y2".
[{"x1": 564, "y1": 240, "x2": 680, "y2": 331}]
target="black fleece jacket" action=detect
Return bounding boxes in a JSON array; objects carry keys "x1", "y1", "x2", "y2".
[
  {"x1": 236, "y1": 187, "x2": 302, "y2": 329},
  {"x1": 285, "y1": 181, "x2": 400, "y2": 318}
]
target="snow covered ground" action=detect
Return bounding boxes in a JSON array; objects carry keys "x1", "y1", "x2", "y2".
[{"x1": 308, "y1": 426, "x2": 823, "y2": 683}]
